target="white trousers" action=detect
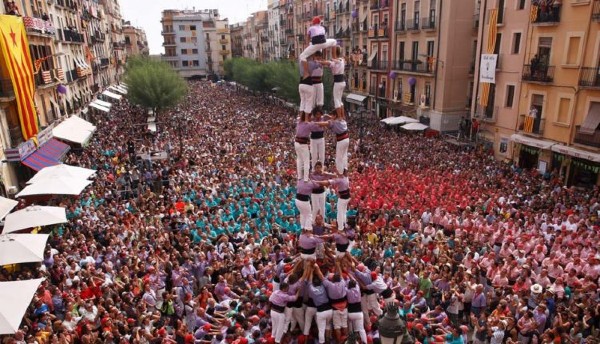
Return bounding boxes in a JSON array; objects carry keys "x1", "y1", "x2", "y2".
[
  {"x1": 313, "y1": 83, "x2": 324, "y2": 107},
  {"x1": 310, "y1": 137, "x2": 325, "y2": 168},
  {"x1": 295, "y1": 198, "x2": 312, "y2": 230},
  {"x1": 292, "y1": 305, "x2": 306, "y2": 333},
  {"x1": 295, "y1": 142, "x2": 310, "y2": 181},
  {"x1": 271, "y1": 309, "x2": 287, "y2": 343},
  {"x1": 303, "y1": 306, "x2": 317, "y2": 336},
  {"x1": 337, "y1": 197, "x2": 350, "y2": 231},
  {"x1": 333, "y1": 81, "x2": 346, "y2": 109},
  {"x1": 348, "y1": 311, "x2": 367, "y2": 344},
  {"x1": 299, "y1": 84, "x2": 315, "y2": 114},
  {"x1": 311, "y1": 192, "x2": 326, "y2": 221},
  {"x1": 361, "y1": 293, "x2": 382, "y2": 321},
  {"x1": 332, "y1": 308, "x2": 348, "y2": 329},
  {"x1": 335, "y1": 138, "x2": 349, "y2": 174},
  {"x1": 299, "y1": 39, "x2": 338, "y2": 61},
  {"x1": 315, "y1": 309, "x2": 333, "y2": 343}
]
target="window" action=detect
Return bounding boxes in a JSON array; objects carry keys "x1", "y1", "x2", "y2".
[
  {"x1": 182, "y1": 60, "x2": 188, "y2": 67},
  {"x1": 179, "y1": 25, "x2": 185, "y2": 31},
  {"x1": 181, "y1": 49, "x2": 187, "y2": 55},
  {"x1": 412, "y1": 41, "x2": 419, "y2": 60},
  {"x1": 565, "y1": 36, "x2": 581, "y2": 65},
  {"x1": 512, "y1": 32, "x2": 521, "y2": 54},
  {"x1": 221, "y1": 34, "x2": 225, "y2": 39},
  {"x1": 190, "y1": 25, "x2": 196, "y2": 31},
  {"x1": 427, "y1": 41, "x2": 434, "y2": 57},
  {"x1": 191, "y1": 37, "x2": 197, "y2": 43},
  {"x1": 517, "y1": 0, "x2": 526, "y2": 10},
  {"x1": 505, "y1": 85, "x2": 515, "y2": 108},
  {"x1": 222, "y1": 45, "x2": 226, "y2": 50},
  {"x1": 494, "y1": 33, "x2": 501, "y2": 55},
  {"x1": 556, "y1": 97, "x2": 570, "y2": 123},
  {"x1": 192, "y1": 60, "x2": 200, "y2": 67},
  {"x1": 192, "y1": 48, "x2": 198, "y2": 54},
  {"x1": 498, "y1": 0, "x2": 505, "y2": 24},
  {"x1": 532, "y1": 94, "x2": 544, "y2": 117},
  {"x1": 180, "y1": 37, "x2": 186, "y2": 43},
  {"x1": 399, "y1": 41, "x2": 405, "y2": 61},
  {"x1": 414, "y1": 0, "x2": 420, "y2": 25}
]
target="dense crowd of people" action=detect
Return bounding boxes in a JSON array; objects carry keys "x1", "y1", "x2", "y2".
[{"x1": 0, "y1": 80, "x2": 599, "y2": 344}]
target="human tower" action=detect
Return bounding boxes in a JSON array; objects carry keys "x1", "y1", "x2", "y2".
[{"x1": 267, "y1": 16, "x2": 396, "y2": 344}]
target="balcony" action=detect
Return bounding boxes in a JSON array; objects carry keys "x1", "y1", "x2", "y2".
[
  {"x1": 162, "y1": 55, "x2": 178, "y2": 61},
  {"x1": 219, "y1": 38, "x2": 229, "y2": 44},
  {"x1": 23, "y1": 16, "x2": 56, "y2": 38},
  {"x1": 575, "y1": 126, "x2": 600, "y2": 148},
  {"x1": 0, "y1": 79, "x2": 15, "y2": 99},
  {"x1": 59, "y1": 29, "x2": 85, "y2": 43},
  {"x1": 477, "y1": 105, "x2": 498, "y2": 123},
  {"x1": 518, "y1": 114, "x2": 545, "y2": 136},
  {"x1": 369, "y1": 60, "x2": 388, "y2": 70},
  {"x1": 532, "y1": 5, "x2": 561, "y2": 25},
  {"x1": 298, "y1": 35, "x2": 304, "y2": 43},
  {"x1": 66, "y1": 68, "x2": 79, "y2": 83},
  {"x1": 100, "y1": 58, "x2": 110, "y2": 67},
  {"x1": 161, "y1": 30, "x2": 175, "y2": 35},
  {"x1": 163, "y1": 41, "x2": 176, "y2": 46},
  {"x1": 421, "y1": 17, "x2": 436, "y2": 30},
  {"x1": 280, "y1": 38, "x2": 286, "y2": 45},
  {"x1": 285, "y1": 29, "x2": 294, "y2": 35},
  {"x1": 522, "y1": 64, "x2": 554, "y2": 83},
  {"x1": 219, "y1": 50, "x2": 231, "y2": 55},
  {"x1": 370, "y1": 0, "x2": 389, "y2": 10},
  {"x1": 395, "y1": 21, "x2": 406, "y2": 32},
  {"x1": 113, "y1": 41, "x2": 126, "y2": 49},
  {"x1": 337, "y1": 1, "x2": 350, "y2": 13},
  {"x1": 579, "y1": 67, "x2": 600, "y2": 88},
  {"x1": 91, "y1": 30, "x2": 105, "y2": 43},
  {"x1": 594, "y1": 0, "x2": 600, "y2": 22},
  {"x1": 406, "y1": 19, "x2": 420, "y2": 31},
  {"x1": 393, "y1": 60, "x2": 435, "y2": 74}
]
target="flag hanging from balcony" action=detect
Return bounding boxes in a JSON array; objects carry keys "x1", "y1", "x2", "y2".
[
  {"x1": 0, "y1": 15, "x2": 39, "y2": 141},
  {"x1": 479, "y1": 9, "x2": 498, "y2": 108}
]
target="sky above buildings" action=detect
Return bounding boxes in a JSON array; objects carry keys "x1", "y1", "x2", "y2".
[{"x1": 120, "y1": 0, "x2": 268, "y2": 55}]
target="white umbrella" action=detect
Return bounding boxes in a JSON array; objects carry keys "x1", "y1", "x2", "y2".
[
  {"x1": 27, "y1": 164, "x2": 96, "y2": 185},
  {"x1": 2, "y1": 206, "x2": 67, "y2": 234},
  {"x1": 0, "y1": 234, "x2": 50, "y2": 265},
  {"x1": 401, "y1": 122, "x2": 429, "y2": 131},
  {"x1": 0, "y1": 278, "x2": 44, "y2": 334},
  {"x1": 0, "y1": 197, "x2": 18, "y2": 220},
  {"x1": 16, "y1": 177, "x2": 92, "y2": 198}
]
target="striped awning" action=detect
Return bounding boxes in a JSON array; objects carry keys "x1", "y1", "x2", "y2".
[{"x1": 22, "y1": 139, "x2": 70, "y2": 171}]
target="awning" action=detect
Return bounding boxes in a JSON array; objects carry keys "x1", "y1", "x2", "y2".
[
  {"x1": 510, "y1": 134, "x2": 556, "y2": 150},
  {"x1": 0, "y1": 278, "x2": 44, "y2": 335},
  {"x1": 89, "y1": 102, "x2": 110, "y2": 112},
  {"x1": 21, "y1": 139, "x2": 70, "y2": 171},
  {"x1": 147, "y1": 122, "x2": 157, "y2": 132},
  {"x1": 0, "y1": 197, "x2": 18, "y2": 221},
  {"x1": 102, "y1": 90, "x2": 122, "y2": 100},
  {"x1": 552, "y1": 144, "x2": 600, "y2": 163},
  {"x1": 579, "y1": 102, "x2": 600, "y2": 134},
  {"x1": 53, "y1": 116, "x2": 96, "y2": 145},
  {"x1": 92, "y1": 99, "x2": 112, "y2": 108},
  {"x1": 110, "y1": 85, "x2": 127, "y2": 94},
  {"x1": 367, "y1": 50, "x2": 377, "y2": 67}
]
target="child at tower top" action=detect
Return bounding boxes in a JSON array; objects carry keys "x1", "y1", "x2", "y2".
[{"x1": 299, "y1": 16, "x2": 337, "y2": 79}]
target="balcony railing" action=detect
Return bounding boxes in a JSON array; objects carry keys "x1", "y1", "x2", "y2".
[
  {"x1": 23, "y1": 16, "x2": 56, "y2": 37},
  {"x1": 594, "y1": 0, "x2": 600, "y2": 22},
  {"x1": 522, "y1": 64, "x2": 554, "y2": 83},
  {"x1": 100, "y1": 58, "x2": 110, "y2": 67},
  {"x1": 406, "y1": 19, "x2": 420, "y2": 31},
  {"x1": 395, "y1": 21, "x2": 406, "y2": 32},
  {"x1": 518, "y1": 114, "x2": 545, "y2": 135},
  {"x1": 421, "y1": 17, "x2": 436, "y2": 30},
  {"x1": 285, "y1": 29, "x2": 294, "y2": 35},
  {"x1": 161, "y1": 30, "x2": 175, "y2": 35},
  {"x1": 0, "y1": 79, "x2": 15, "y2": 98},
  {"x1": 66, "y1": 68, "x2": 78, "y2": 83},
  {"x1": 532, "y1": 5, "x2": 561, "y2": 25},
  {"x1": 163, "y1": 41, "x2": 176, "y2": 46},
  {"x1": 369, "y1": 60, "x2": 388, "y2": 70},
  {"x1": 113, "y1": 41, "x2": 126, "y2": 49},
  {"x1": 393, "y1": 60, "x2": 434, "y2": 74},
  {"x1": 579, "y1": 67, "x2": 600, "y2": 88},
  {"x1": 59, "y1": 29, "x2": 84, "y2": 43},
  {"x1": 91, "y1": 30, "x2": 105, "y2": 44},
  {"x1": 370, "y1": 0, "x2": 389, "y2": 10},
  {"x1": 368, "y1": 27, "x2": 388, "y2": 38},
  {"x1": 575, "y1": 125, "x2": 600, "y2": 148}
]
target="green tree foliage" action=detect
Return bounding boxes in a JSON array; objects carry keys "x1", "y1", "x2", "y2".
[
  {"x1": 124, "y1": 57, "x2": 188, "y2": 113},
  {"x1": 226, "y1": 58, "x2": 334, "y2": 110}
]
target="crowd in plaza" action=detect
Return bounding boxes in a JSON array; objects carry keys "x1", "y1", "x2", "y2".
[{"x1": 2, "y1": 23, "x2": 600, "y2": 342}]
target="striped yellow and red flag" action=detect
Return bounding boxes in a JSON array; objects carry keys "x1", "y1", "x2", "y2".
[
  {"x1": 479, "y1": 9, "x2": 498, "y2": 108},
  {"x1": 0, "y1": 15, "x2": 39, "y2": 141}
]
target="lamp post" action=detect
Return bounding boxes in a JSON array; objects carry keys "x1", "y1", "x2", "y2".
[{"x1": 378, "y1": 304, "x2": 414, "y2": 344}]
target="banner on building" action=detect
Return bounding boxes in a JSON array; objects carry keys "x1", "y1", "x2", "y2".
[
  {"x1": 0, "y1": 15, "x2": 40, "y2": 141},
  {"x1": 479, "y1": 54, "x2": 498, "y2": 84}
]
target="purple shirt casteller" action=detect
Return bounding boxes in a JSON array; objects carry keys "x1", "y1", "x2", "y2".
[
  {"x1": 297, "y1": 179, "x2": 319, "y2": 196},
  {"x1": 329, "y1": 119, "x2": 348, "y2": 135},
  {"x1": 330, "y1": 176, "x2": 349, "y2": 192},
  {"x1": 296, "y1": 121, "x2": 321, "y2": 138},
  {"x1": 298, "y1": 233, "x2": 324, "y2": 250}
]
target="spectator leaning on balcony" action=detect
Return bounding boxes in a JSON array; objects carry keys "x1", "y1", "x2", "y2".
[{"x1": 6, "y1": 1, "x2": 21, "y2": 16}]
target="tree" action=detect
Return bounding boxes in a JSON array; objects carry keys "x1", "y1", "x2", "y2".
[{"x1": 124, "y1": 57, "x2": 188, "y2": 114}]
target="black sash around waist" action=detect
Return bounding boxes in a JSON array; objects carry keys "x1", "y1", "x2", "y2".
[
  {"x1": 339, "y1": 189, "x2": 351, "y2": 199},
  {"x1": 300, "y1": 246, "x2": 316, "y2": 254},
  {"x1": 336, "y1": 242, "x2": 350, "y2": 252},
  {"x1": 336, "y1": 131, "x2": 349, "y2": 141},
  {"x1": 333, "y1": 74, "x2": 345, "y2": 83},
  {"x1": 362, "y1": 289, "x2": 375, "y2": 295},
  {"x1": 311, "y1": 131, "x2": 324, "y2": 139},
  {"x1": 311, "y1": 35, "x2": 326, "y2": 44},
  {"x1": 271, "y1": 303, "x2": 285, "y2": 313},
  {"x1": 312, "y1": 76, "x2": 323, "y2": 84},
  {"x1": 288, "y1": 298, "x2": 303, "y2": 308},
  {"x1": 316, "y1": 303, "x2": 332, "y2": 312},
  {"x1": 312, "y1": 187, "x2": 325, "y2": 194},
  {"x1": 348, "y1": 302, "x2": 362, "y2": 313},
  {"x1": 300, "y1": 77, "x2": 313, "y2": 85},
  {"x1": 329, "y1": 296, "x2": 346, "y2": 304},
  {"x1": 305, "y1": 298, "x2": 316, "y2": 307},
  {"x1": 296, "y1": 194, "x2": 310, "y2": 202},
  {"x1": 295, "y1": 136, "x2": 309, "y2": 144}
]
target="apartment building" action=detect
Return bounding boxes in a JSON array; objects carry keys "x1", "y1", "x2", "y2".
[
  {"x1": 161, "y1": 9, "x2": 231, "y2": 78},
  {"x1": 0, "y1": 0, "x2": 128, "y2": 195},
  {"x1": 123, "y1": 21, "x2": 150, "y2": 57},
  {"x1": 230, "y1": 23, "x2": 244, "y2": 58},
  {"x1": 267, "y1": 0, "x2": 284, "y2": 61}
]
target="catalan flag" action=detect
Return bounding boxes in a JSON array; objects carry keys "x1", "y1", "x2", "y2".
[
  {"x1": 479, "y1": 9, "x2": 498, "y2": 108},
  {"x1": 0, "y1": 15, "x2": 39, "y2": 141}
]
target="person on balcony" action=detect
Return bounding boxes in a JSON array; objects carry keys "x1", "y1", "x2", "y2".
[{"x1": 6, "y1": 1, "x2": 21, "y2": 16}]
